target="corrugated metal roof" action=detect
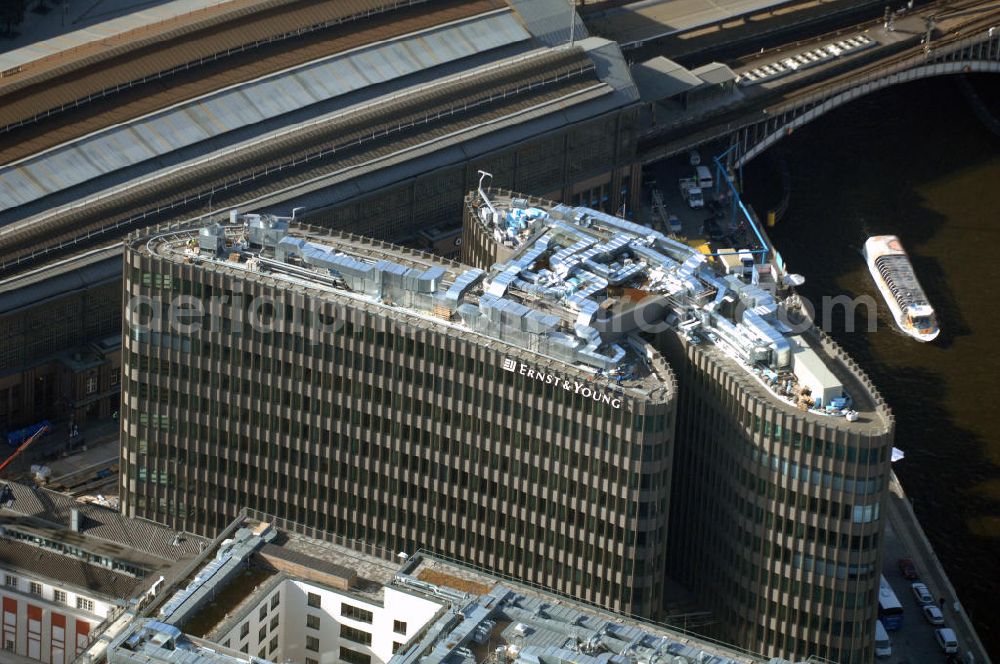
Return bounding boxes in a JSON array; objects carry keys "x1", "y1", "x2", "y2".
[
  {"x1": 691, "y1": 61, "x2": 738, "y2": 85},
  {"x1": 508, "y1": 0, "x2": 588, "y2": 47},
  {"x1": 630, "y1": 57, "x2": 703, "y2": 102},
  {"x1": 0, "y1": 9, "x2": 531, "y2": 214}
]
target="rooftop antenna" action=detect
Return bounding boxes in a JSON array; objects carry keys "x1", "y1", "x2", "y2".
[{"x1": 477, "y1": 170, "x2": 498, "y2": 224}]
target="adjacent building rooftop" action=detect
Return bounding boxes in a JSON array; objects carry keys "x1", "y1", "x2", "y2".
[
  {"x1": 109, "y1": 619, "x2": 270, "y2": 664},
  {"x1": 0, "y1": 480, "x2": 209, "y2": 601},
  {"x1": 394, "y1": 556, "x2": 768, "y2": 664},
  {"x1": 108, "y1": 516, "x2": 782, "y2": 664}
]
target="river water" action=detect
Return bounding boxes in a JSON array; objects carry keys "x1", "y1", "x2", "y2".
[{"x1": 743, "y1": 74, "x2": 1000, "y2": 659}]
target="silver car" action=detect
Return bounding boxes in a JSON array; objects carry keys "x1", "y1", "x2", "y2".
[
  {"x1": 922, "y1": 604, "x2": 945, "y2": 625},
  {"x1": 911, "y1": 582, "x2": 933, "y2": 605}
]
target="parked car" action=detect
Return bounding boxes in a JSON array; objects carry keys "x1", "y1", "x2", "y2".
[
  {"x1": 911, "y1": 582, "x2": 934, "y2": 605},
  {"x1": 935, "y1": 627, "x2": 959, "y2": 654},
  {"x1": 922, "y1": 604, "x2": 945, "y2": 625},
  {"x1": 898, "y1": 557, "x2": 918, "y2": 580}
]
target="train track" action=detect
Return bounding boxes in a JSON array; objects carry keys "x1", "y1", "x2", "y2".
[
  {"x1": 765, "y1": 0, "x2": 1000, "y2": 106},
  {"x1": 0, "y1": 0, "x2": 501, "y2": 165}
]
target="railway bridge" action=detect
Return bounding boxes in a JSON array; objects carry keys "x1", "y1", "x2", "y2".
[{"x1": 637, "y1": 0, "x2": 1000, "y2": 169}]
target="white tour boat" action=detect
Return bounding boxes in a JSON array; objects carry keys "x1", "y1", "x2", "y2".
[{"x1": 863, "y1": 235, "x2": 939, "y2": 342}]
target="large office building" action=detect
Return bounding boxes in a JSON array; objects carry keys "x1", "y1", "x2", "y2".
[
  {"x1": 463, "y1": 188, "x2": 894, "y2": 663},
  {"x1": 120, "y1": 209, "x2": 676, "y2": 619},
  {"x1": 121, "y1": 188, "x2": 893, "y2": 661}
]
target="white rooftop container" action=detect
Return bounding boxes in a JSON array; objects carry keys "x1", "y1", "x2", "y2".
[{"x1": 791, "y1": 336, "x2": 843, "y2": 408}]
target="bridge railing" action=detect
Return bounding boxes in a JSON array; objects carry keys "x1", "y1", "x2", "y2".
[
  {"x1": 729, "y1": 26, "x2": 1000, "y2": 166},
  {"x1": 764, "y1": 26, "x2": 1000, "y2": 120}
]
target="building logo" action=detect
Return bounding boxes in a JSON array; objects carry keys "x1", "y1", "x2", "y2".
[{"x1": 503, "y1": 358, "x2": 623, "y2": 409}]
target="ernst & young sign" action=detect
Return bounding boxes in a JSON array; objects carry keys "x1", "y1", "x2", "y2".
[{"x1": 502, "y1": 357, "x2": 623, "y2": 409}]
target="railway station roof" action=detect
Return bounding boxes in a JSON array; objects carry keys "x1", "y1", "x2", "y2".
[
  {"x1": 0, "y1": 0, "x2": 640, "y2": 257},
  {"x1": 0, "y1": 9, "x2": 533, "y2": 216}
]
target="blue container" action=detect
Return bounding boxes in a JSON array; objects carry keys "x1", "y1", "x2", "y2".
[{"x1": 6, "y1": 420, "x2": 51, "y2": 447}]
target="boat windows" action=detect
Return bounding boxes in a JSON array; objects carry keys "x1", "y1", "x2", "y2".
[{"x1": 873, "y1": 254, "x2": 930, "y2": 310}]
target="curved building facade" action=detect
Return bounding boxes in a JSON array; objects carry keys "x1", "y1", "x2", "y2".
[
  {"x1": 461, "y1": 186, "x2": 895, "y2": 662},
  {"x1": 662, "y1": 329, "x2": 893, "y2": 664},
  {"x1": 120, "y1": 217, "x2": 675, "y2": 619}
]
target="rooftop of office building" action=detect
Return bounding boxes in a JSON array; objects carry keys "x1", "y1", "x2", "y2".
[
  {"x1": 109, "y1": 619, "x2": 269, "y2": 664},
  {"x1": 398, "y1": 555, "x2": 765, "y2": 664},
  {"x1": 468, "y1": 187, "x2": 890, "y2": 430},
  {"x1": 109, "y1": 516, "x2": 777, "y2": 664},
  {"x1": 130, "y1": 214, "x2": 674, "y2": 406}
]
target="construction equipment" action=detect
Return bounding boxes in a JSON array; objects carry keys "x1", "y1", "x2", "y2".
[{"x1": 0, "y1": 423, "x2": 52, "y2": 476}]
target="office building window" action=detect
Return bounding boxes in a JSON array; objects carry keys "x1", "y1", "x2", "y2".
[
  {"x1": 341, "y1": 603, "x2": 374, "y2": 624},
  {"x1": 307, "y1": 614, "x2": 321, "y2": 630},
  {"x1": 86, "y1": 375, "x2": 98, "y2": 395},
  {"x1": 394, "y1": 620, "x2": 407, "y2": 635},
  {"x1": 340, "y1": 625, "x2": 372, "y2": 646},
  {"x1": 307, "y1": 592, "x2": 321, "y2": 608},
  {"x1": 111, "y1": 368, "x2": 121, "y2": 386},
  {"x1": 270, "y1": 593, "x2": 280, "y2": 610},
  {"x1": 29, "y1": 581, "x2": 42, "y2": 596},
  {"x1": 306, "y1": 636, "x2": 320, "y2": 652},
  {"x1": 393, "y1": 642, "x2": 405, "y2": 654},
  {"x1": 240, "y1": 623, "x2": 249, "y2": 639},
  {"x1": 53, "y1": 589, "x2": 67, "y2": 604},
  {"x1": 340, "y1": 647, "x2": 371, "y2": 664},
  {"x1": 4, "y1": 575, "x2": 15, "y2": 589},
  {"x1": 77, "y1": 597, "x2": 95, "y2": 612},
  {"x1": 307, "y1": 659, "x2": 319, "y2": 664}
]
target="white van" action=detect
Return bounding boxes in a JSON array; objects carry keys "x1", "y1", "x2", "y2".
[
  {"x1": 874, "y1": 620, "x2": 891, "y2": 658},
  {"x1": 935, "y1": 627, "x2": 959, "y2": 654},
  {"x1": 695, "y1": 165, "x2": 713, "y2": 190}
]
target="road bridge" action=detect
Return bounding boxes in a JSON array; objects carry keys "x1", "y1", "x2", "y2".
[{"x1": 637, "y1": 0, "x2": 1000, "y2": 167}]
